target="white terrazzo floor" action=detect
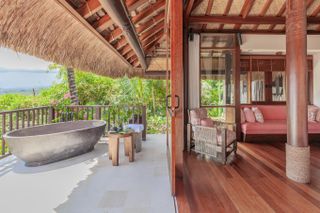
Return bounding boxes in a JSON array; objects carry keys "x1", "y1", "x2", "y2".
[{"x1": 0, "y1": 134, "x2": 175, "y2": 213}]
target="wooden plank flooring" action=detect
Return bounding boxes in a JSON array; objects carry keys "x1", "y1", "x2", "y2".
[{"x1": 180, "y1": 142, "x2": 320, "y2": 213}]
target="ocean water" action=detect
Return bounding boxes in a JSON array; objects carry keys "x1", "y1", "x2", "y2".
[{"x1": 0, "y1": 69, "x2": 60, "y2": 94}]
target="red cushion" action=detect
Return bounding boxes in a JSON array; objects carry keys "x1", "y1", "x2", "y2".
[
  {"x1": 242, "y1": 120, "x2": 320, "y2": 135},
  {"x1": 241, "y1": 120, "x2": 287, "y2": 135}
]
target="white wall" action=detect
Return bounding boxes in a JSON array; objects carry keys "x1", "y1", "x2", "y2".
[
  {"x1": 241, "y1": 35, "x2": 320, "y2": 54},
  {"x1": 188, "y1": 34, "x2": 200, "y2": 109},
  {"x1": 313, "y1": 53, "x2": 320, "y2": 107}
]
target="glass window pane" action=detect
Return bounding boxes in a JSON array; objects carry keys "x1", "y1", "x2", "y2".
[
  {"x1": 272, "y1": 72, "x2": 286, "y2": 101},
  {"x1": 240, "y1": 71, "x2": 249, "y2": 104},
  {"x1": 200, "y1": 51, "x2": 235, "y2": 106},
  {"x1": 251, "y1": 72, "x2": 265, "y2": 102}
]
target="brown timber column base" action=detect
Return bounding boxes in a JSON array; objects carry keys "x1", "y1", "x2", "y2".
[{"x1": 286, "y1": 143, "x2": 310, "y2": 183}]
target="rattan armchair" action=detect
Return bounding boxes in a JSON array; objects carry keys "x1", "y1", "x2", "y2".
[{"x1": 187, "y1": 109, "x2": 237, "y2": 164}]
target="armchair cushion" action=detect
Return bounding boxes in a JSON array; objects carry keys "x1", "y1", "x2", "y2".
[{"x1": 200, "y1": 118, "x2": 215, "y2": 127}]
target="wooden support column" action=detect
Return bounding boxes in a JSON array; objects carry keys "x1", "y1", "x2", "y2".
[
  {"x1": 286, "y1": 0, "x2": 310, "y2": 183},
  {"x1": 171, "y1": 0, "x2": 184, "y2": 195},
  {"x1": 235, "y1": 36, "x2": 241, "y2": 141}
]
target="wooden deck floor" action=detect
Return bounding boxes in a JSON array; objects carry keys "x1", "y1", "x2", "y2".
[{"x1": 179, "y1": 142, "x2": 320, "y2": 213}]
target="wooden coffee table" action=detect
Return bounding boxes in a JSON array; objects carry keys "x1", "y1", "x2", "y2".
[{"x1": 108, "y1": 132, "x2": 134, "y2": 166}]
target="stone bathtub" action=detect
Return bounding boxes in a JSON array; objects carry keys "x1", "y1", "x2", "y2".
[{"x1": 4, "y1": 120, "x2": 106, "y2": 166}]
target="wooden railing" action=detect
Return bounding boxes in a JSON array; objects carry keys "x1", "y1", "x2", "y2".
[{"x1": 0, "y1": 105, "x2": 147, "y2": 158}]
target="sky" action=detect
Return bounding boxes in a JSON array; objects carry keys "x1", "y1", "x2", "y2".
[
  {"x1": 0, "y1": 47, "x2": 51, "y2": 70},
  {"x1": 0, "y1": 48, "x2": 59, "y2": 91}
]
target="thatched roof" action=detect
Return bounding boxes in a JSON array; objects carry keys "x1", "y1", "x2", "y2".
[{"x1": 0, "y1": 0, "x2": 142, "y2": 77}]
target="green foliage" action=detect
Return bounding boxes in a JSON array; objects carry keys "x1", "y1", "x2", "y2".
[{"x1": 0, "y1": 64, "x2": 168, "y2": 134}]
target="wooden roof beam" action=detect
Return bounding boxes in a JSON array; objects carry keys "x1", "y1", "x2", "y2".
[
  {"x1": 189, "y1": 15, "x2": 320, "y2": 25},
  {"x1": 136, "y1": 11, "x2": 165, "y2": 34},
  {"x1": 132, "y1": 0, "x2": 165, "y2": 24},
  {"x1": 193, "y1": 29, "x2": 320, "y2": 35},
  {"x1": 77, "y1": 0, "x2": 102, "y2": 18},
  {"x1": 99, "y1": 0, "x2": 147, "y2": 69},
  {"x1": 234, "y1": 0, "x2": 255, "y2": 30}
]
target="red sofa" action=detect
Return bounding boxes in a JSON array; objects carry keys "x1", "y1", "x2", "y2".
[{"x1": 241, "y1": 105, "x2": 320, "y2": 142}]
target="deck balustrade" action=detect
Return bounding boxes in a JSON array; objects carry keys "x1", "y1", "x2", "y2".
[{"x1": 0, "y1": 105, "x2": 147, "y2": 158}]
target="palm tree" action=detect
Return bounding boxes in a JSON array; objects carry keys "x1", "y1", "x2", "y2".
[{"x1": 67, "y1": 67, "x2": 79, "y2": 105}]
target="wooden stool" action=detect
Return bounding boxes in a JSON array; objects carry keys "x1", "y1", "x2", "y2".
[{"x1": 108, "y1": 132, "x2": 134, "y2": 166}]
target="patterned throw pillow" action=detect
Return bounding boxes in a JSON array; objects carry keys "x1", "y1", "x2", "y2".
[
  {"x1": 308, "y1": 107, "x2": 318, "y2": 122},
  {"x1": 316, "y1": 110, "x2": 320, "y2": 122},
  {"x1": 240, "y1": 109, "x2": 246, "y2": 123},
  {"x1": 189, "y1": 109, "x2": 201, "y2": 125},
  {"x1": 252, "y1": 107, "x2": 264, "y2": 123},
  {"x1": 243, "y1": 107, "x2": 256, "y2": 123}
]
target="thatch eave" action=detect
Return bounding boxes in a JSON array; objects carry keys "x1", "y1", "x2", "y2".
[{"x1": 0, "y1": 0, "x2": 145, "y2": 78}]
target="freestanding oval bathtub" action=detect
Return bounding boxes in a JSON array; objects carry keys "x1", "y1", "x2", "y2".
[{"x1": 4, "y1": 120, "x2": 106, "y2": 166}]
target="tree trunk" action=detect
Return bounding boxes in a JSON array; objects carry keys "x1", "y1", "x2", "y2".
[{"x1": 67, "y1": 67, "x2": 79, "y2": 105}]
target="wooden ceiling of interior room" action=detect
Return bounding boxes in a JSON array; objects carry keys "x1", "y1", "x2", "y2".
[
  {"x1": 186, "y1": 0, "x2": 320, "y2": 34},
  {"x1": 66, "y1": 0, "x2": 167, "y2": 68}
]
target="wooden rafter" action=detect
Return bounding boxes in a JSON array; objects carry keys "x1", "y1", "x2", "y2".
[
  {"x1": 92, "y1": 15, "x2": 112, "y2": 32},
  {"x1": 252, "y1": 0, "x2": 272, "y2": 31},
  {"x1": 113, "y1": 36, "x2": 127, "y2": 50},
  {"x1": 185, "y1": 0, "x2": 195, "y2": 19},
  {"x1": 136, "y1": 11, "x2": 165, "y2": 34},
  {"x1": 77, "y1": 0, "x2": 101, "y2": 18},
  {"x1": 192, "y1": 0, "x2": 204, "y2": 12},
  {"x1": 202, "y1": 0, "x2": 214, "y2": 30},
  {"x1": 140, "y1": 22, "x2": 164, "y2": 41},
  {"x1": 126, "y1": 0, "x2": 148, "y2": 11},
  {"x1": 119, "y1": 44, "x2": 132, "y2": 55},
  {"x1": 124, "y1": 50, "x2": 135, "y2": 60},
  {"x1": 131, "y1": 0, "x2": 165, "y2": 24},
  {"x1": 106, "y1": 27, "x2": 122, "y2": 43},
  {"x1": 234, "y1": 0, "x2": 255, "y2": 30},
  {"x1": 268, "y1": 2, "x2": 285, "y2": 31},
  {"x1": 311, "y1": 3, "x2": 320, "y2": 17},
  {"x1": 218, "y1": 0, "x2": 233, "y2": 30},
  {"x1": 142, "y1": 30, "x2": 164, "y2": 47},
  {"x1": 189, "y1": 15, "x2": 320, "y2": 25}
]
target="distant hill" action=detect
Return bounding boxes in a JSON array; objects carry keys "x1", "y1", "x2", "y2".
[{"x1": 0, "y1": 68, "x2": 60, "y2": 94}]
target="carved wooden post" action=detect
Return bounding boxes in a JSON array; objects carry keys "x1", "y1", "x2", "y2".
[
  {"x1": 95, "y1": 106, "x2": 101, "y2": 120},
  {"x1": 286, "y1": 0, "x2": 310, "y2": 183},
  {"x1": 48, "y1": 107, "x2": 55, "y2": 123},
  {"x1": 142, "y1": 106, "x2": 147, "y2": 141},
  {"x1": 1, "y1": 113, "x2": 6, "y2": 156}
]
